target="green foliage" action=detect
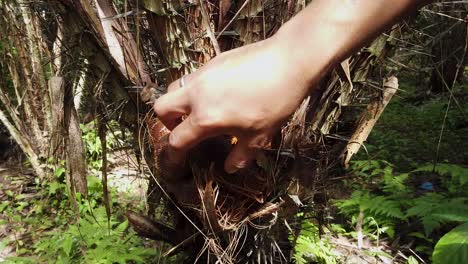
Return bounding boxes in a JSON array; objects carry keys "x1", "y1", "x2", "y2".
[
  {"x1": 81, "y1": 122, "x2": 105, "y2": 170},
  {"x1": 33, "y1": 207, "x2": 156, "y2": 264},
  {"x1": 360, "y1": 82, "x2": 468, "y2": 170},
  {"x1": 1, "y1": 167, "x2": 163, "y2": 264},
  {"x1": 336, "y1": 189, "x2": 403, "y2": 240},
  {"x1": 407, "y1": 256, "x2": 419, "y2": 264},
  {"x1": 293, "y1": 218, "x2": 339, "y2": 264},
  {"x1": 335, "y1": 190, "x2": 405, "y2": 220},
  {"x1": 432, "y1": 222, "x2": 468, "y2": 264},
  {"x1": 406, "y1": 163, "x2": 468, "y2": 235},
  {"x1": 415, "y1": 164, "x2": 468, "y2": 191},
  {"x1": 80, "y1": 121, "x2": 123, "y2": 171},
  {"x1": 335, "y1": 161, "x2": 409, "y2": 239},
  {"x1": 81, "y1": 122, "x2": 104, "y2": 158},
  {"x1": 406, "y1": 193, "x2": 468, "y2": 235},
  {"x1": 335, "y1": 160, "x2": 468, "y2": 257},
  {"x1": 345, "y1": 160, "x2": 411, "y2": 198}
]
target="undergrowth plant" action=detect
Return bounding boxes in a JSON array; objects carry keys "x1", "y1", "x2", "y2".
[
  {"x1": 334, "y1": 160, "x2": 468, "y2": 262},
  {"x1": 361, "y1": 81, "x2": 468, "y2": 169},
  {"x1": 80, "y1": 121, "x2": 123, "y2": 171},
  {"x1": 292, "y1": 214, "x2": 339, "y2": 264},
  {"x1": 32, "y1": 206, "x2": 156, "y2": 264},
  {"x1": 1, "y1": 168, "x2": 166, "y2": 264},
  {"x1": 432, "y1": 222, "x2": 468, "y2": 264}
]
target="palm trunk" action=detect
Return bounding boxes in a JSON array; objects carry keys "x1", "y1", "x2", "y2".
[
  {"x1": 135, "y1": 1, "x2": 401, "y2": 262},
  {"x1": 0, "y1": 0, "x2": 89, "y2": 199},
  {"x1": 0, "y1": 0, "x2": 402, "y2": 262}
]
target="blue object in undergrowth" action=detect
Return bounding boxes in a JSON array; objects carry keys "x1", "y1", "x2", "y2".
[{"x1": 419, "y1": 181, "x2": 434, "y2": 191}]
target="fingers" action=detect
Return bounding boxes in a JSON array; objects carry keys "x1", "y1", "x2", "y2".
[
  {"x1": 155, "y1": 74, "x2": 193, "y2": 130},
  {"x1": 157, "y1": 74, "x2": 215, "y2": 164},
  {"x1": 167, "y1": 114, "x2": 214, "y2": 164},
  {"x1": 154, "y1": 88, "x2": 190, "y2": 130},
  {"x1": 224, "y1": 134, "x2": 273, "y2": 173},
  {"x1": 224, "y1": 138, "x2": 257, "y2": 174}
]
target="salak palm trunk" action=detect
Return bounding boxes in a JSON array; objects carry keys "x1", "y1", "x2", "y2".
[
  {"x1": 0, "y1": 0, "x2": 400, "y2": 262},
  {"x1": 0, "y1": 0, "x2": 88, "y2": 201},
  {"x1": 132, "y1": 1, "x2": 400, "y2": 262}
]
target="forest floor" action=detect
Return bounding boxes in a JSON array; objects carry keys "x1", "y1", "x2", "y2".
[
  {"x1": 105, "y1": 149, "x2": 148, "y2": 206},
  {"x1": 0, "y1": 161, "x2": 35, "y2": 261},
  {"x1": 0, "y1": 150, "x2": 149, "y2": 262},
  {"x1": 0, "y1": 155, "x2": 407, "y2": 263}
]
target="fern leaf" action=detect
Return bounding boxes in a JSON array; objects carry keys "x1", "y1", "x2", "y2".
[
  {"x1": 361, "y1": 194, "x2": 405, "y2": 219},
  {"x1": 407, "y1": 193, "x2": 468, "y2": 235},
  {"x1": 415, "y1": 164, "x2": 468, "y2": 186}
]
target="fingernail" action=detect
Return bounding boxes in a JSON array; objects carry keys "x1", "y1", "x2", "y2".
[{"x1": 236, "y1": 160, "x2": 248, "y2": 169}]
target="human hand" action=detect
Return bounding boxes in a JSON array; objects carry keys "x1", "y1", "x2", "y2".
[
  {"x1": 153, "y1": 0, "x2": 424, "y2": 174},
  {"x1": 153, "y1": 36, "x2": 322, "y2": 173}
]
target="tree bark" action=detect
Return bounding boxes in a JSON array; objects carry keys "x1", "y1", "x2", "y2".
[{"x1": 0, "y1": 1, "x2": 89, "y2": 197}]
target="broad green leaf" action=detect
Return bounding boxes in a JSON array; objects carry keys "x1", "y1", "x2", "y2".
[{"x1": 433, "y1": 222, "x2": 468, "y2": 264}]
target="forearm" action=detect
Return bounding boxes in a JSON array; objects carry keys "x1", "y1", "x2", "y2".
[
  {"x1": 274, "y1": 0, "x2": 432, "y2": 88},
  {"x1": 153, "y1": 0, "x2": 434, "y2": 171}
]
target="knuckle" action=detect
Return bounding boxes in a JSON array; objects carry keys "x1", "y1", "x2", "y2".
[
  {"x1": 240, "y1": 111, "x2": 267, "y2": 131},
  {"x1": 168, "y1": 132, "x2": 184, "y2": 151},
  {"x1": 167, "y1": 82, "x2": 178, "y2": 93},
  {"x1": 153, "y1": 98, "x2": 168, "y2": 116},
  {"x1": 153, "y1": 100, "x2": 161, "y2": 113},
  {"x1": 193, "y1": 110, "x2": 223, "y2": 131}
]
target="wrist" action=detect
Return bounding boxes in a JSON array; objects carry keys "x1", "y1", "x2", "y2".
[
  {"x1": 272, "y1": 15, "x2": 339, "y2": 91},
  {"x1": 270, "y1": 0, "x2": 423, "y2": 93}
]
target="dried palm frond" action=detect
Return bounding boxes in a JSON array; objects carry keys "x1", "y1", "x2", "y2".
[
  {"x1": 0, "y1": 0, "x2": 404, "y2": 262},
  {"x1": 130, "y1": 0, "x2": 403, "y2": 262}
]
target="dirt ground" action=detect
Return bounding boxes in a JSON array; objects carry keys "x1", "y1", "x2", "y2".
[
  {"x1": 0, "y1": 148, "x2": 148, "y2": 261},
  {"x1": 0, "y1": 161, "x2": 36, "y2": 261}
]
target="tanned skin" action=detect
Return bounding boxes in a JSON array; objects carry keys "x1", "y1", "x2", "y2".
[{"x1": 154, "y1": 0, "x2": 433, "y2": 173}]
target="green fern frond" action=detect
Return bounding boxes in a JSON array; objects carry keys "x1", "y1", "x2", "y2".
[
  {"x1": 382, "y1": 172, "x2": 410, "y2": 197},
  {"x1": 406, "y1": 193, "x2": 444, "y2": 218},
  {"x1": 33, "y1": 206, "x2": 157, "y2": 263},
  {"x1": 407, "y1": 193, "x2": 468, "y2": 235},
  {"x1": 293, "y1": 221, "x2": 339, "y2": 264},
  {"x1": 415, "y1": 164, "x2": 468, "y2": 186},
  {"x1": 361, "y1": 195, "x2": 405, "y2": 219},
  {"x1": 335, "y1": 191, "x2": 404, "y2": 220}
]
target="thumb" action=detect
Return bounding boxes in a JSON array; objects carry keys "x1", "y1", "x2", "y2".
[{"x1": 168, "y1": 114, "x2": 213, "y2": 164}]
